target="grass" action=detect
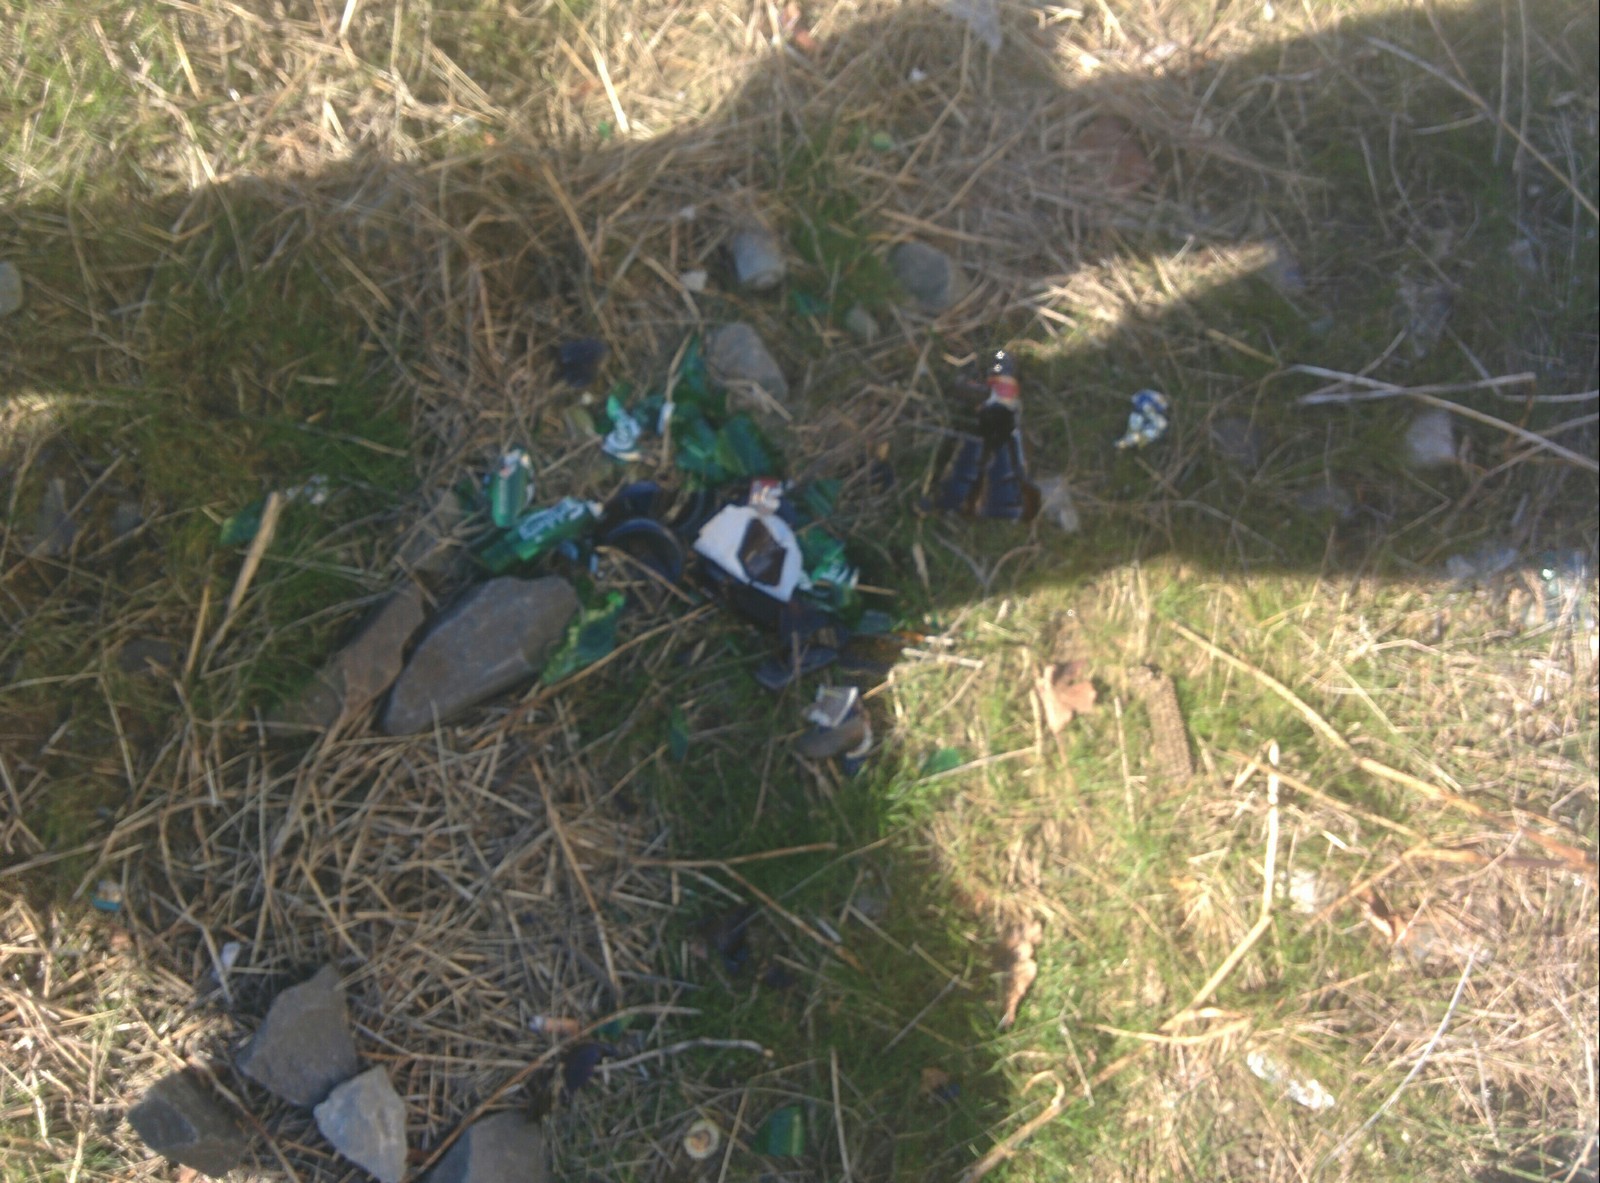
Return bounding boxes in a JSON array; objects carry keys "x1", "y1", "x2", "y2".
[{"x1": 2, "y1": 0, "x2": 1597, "y2": 1181}]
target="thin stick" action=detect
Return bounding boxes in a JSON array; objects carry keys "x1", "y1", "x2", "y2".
[
  {"x1": 1365, "y1": 37, "x2": 1598, "y2": 220},
  {"x1": 535, "y1": 762, "x2": 622, "y2": 999},
  {"x1": 601, "y1": 1037, "x2": 767, "y2": 1075},
  {"x1": 1291, "y1": 366, "x2": 1599, "y2": 472},
  {"x1": 1170, "y1": 621, "x2": 1595, "y2": 874},
  {"x1": 1316, "y1": 951, "x2": 1477, "y2": 1172},
  {"x1": 1163, "y1": 741, "x2": 1280, "y2": 1030},
  {"x1": 718, "y1": 863, "x2": 864, "y2": 971},
  {"x1": 204, "y1": 491, "x2": 284, "y2": 670},
  {"x1": 635, "y1": 842, "x2": 836, "y2": 868},
  {"x1": 831, "y1": 1047, "x2": 853, "y2": 1182}
]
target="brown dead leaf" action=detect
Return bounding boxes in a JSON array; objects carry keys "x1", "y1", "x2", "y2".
[
  {"x1": 781, "y1": 3, "x2": 818, "y2": 54},
  {"x1": 1037, "y1": 662, "x2": 1097, "y2": 734},
  {"x1": 1076, "y1": 115, "x2": 1156, "y2": 192},
  {"x1": 919, "y1": 1066, "x2": 953, "y2": 1097},
  {"x1": 1358, "y1": 889, "x2": 1404, "y2": 944},
  {"x1": 999, "y1": 919, "x2": 1044, "y2": 1029}
]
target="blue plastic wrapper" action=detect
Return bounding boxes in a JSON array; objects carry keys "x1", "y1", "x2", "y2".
[{"x1": 1115, "y1": 389, "x2": 1170, "y2": 450}]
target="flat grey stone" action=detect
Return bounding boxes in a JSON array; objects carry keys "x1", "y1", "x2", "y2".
[
  {"x1": 707, "y1": 322, "x2": 788, "y2": 404},
  {"x1": 0, "y1": 261, "x2": 21, "y2": 317},
  {"x1": 277, "y1": 583, "x2": 426, "y2": 728},
  {"x1": 729, "y1": 226, "x2": 786, "y2": 291},
  {"x1": 427, "y1": 1111, "x2": 549, "y2": 1183},
  {"x1": 128, "y1": 1070, "x2": 249, "y2": 1177},
  {"x1": 380, "y1": 576, "x2": 578, "y2": 735},
  {"x1": 888, "y1": 241, "x2": 963, "y2": 312},
  {"x1": 315, "y1": 1066, "x2": 408, "y2": 1183},
  {"x1": 237, "y1": 965, "x2": 361, "y2": 1107}
]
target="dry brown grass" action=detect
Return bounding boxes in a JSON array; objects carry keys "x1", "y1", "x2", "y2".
[{"x1": 3, "y1": 0, "x2": 1597, "y2": 1180}]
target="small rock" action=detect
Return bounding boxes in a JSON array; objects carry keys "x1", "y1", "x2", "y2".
[
  {"x1": 706, "y1": 322, "x2": 788, "y2": 404},
  {"x1": 1398, "y1": 274, "x2": 1452, "y2": 359},
  {"x1": 729, "y1": 226, "x2": 786, "y2": 291},
  {"x1": 118, "y1": 637, "x2": 180, "y2": 677},
  {"x1": 1210, "y1": 416, "x2": 1264, "y2": 470},
  {"x1": 843, "y1": 304, "x2": 880, "y2": 343},
  {"x1": 679, "y1": 268, "x2": 709, "y2": 293},
  {"x1": 236, "y1": 965, "x2": 361, "y2": 1107},
  {"x1": 314, "y1": 1067, "x2": 407, "y2": 1183},
  {"x1": 398, "y1": 488, "x2": 469, "y2": 576},
  {"x1": 1034, "y1": 475, "x2": 1080, "y2": 533},
  {"x1": 888, "y1": 241, "x2": 963, "y2": 313},
  {"x1": 31, "y1": 478, "x2": 77, "y2": 558},
  {"x1": 127, "y1": 1070, "x2": 250, "y2": 1177},
  {"x1": 426, "y1": 1111, "x2": 549, "y2": 1183},
  {"x1": 380, "y1": 576, "x2": 578, "y2": 735},
  {"x1": 1404, "y1": 408, "x2": 1457, "y2": 469},
  {"x1": 277, "y1": 583, "x2": 426, "y2": 729},
  {"x1": 0, "y1": 261, "x2": 21, "y2": 317}
]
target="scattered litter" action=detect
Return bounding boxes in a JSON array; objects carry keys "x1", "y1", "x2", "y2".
[
  {"x1": 729, "y1": 224, "x2": 787, "y2": 291},
  {"x1": 921, "y1": 747, "x2": 966, "y2": 776},
  {"x1": 1286, "y1": 867, "x2": 1325, "y2": 915},
  {"x1": 999, "y1": 918, "x2": 1043, "y2": 1029},
  {"x1": 869, "y1": 130, "x2": 895, "y2": 152},
  {"x1": 556, "y1": 338, "x2": 608, "y2": 387},
  {"x1": 794, "y1": 685, "x2": 873, "y2": 769},
  {"x1": 485, "y1": 449, "x2": 533, "y2": 528},
  {"x1": 91, "y1": 879, "x2": 124, "y2": 912},
  {"x1": 1128, "y1": 664, "x2": 1191, "y2": 783},
  {"x1": 908, "y1": 67, "x2": 929, "y2": 84},
  {"x1": 1531, "y1": 550, "x2": 1595, "y2": 631},
  {"x1": 479, "y1": 497, "x2": 600, "y2": 573},
  {"x1": 779, "y1": 3, "x2": 817, "y2": 54},
  {"x1": 601, "y1": 395, "x2": 644, "y2": 462},
  {"x1": 529, "y1": 1015, "x2": 583, "y2": 1039},
  {"x1": 929, "y1": 349, "x2": 1041, "y2": 520},
  {"x1": 693, "y1": 482, "x2": 805, "y2": 603},
  {"x1": 1247, "y1": 1049, "x2": 1336, "y2": 1112},
  {"x1": 755, "y1": 1104, "x2": 806, "y2": 1156},
  {"x1": 561, "y1": 1042, "x2": 607, "y2": 1096},
  {"x1": 541, "y1": 591, "x2": 625, "y2": 684},
  {"x1": 284, "y1": 473, "x2": 331, "y2": 507},
  {"x1": 679, "y1": 268, "x2": 708, "y2": 292},
  {"x1": 1115, "y1": 389, "x2": 1170, "y2": 450},
  {"x1": 218, "y1": 497, "x2": 265, "y2": 547},
  {"x1": 1036, "y1": 661, "x2": 1096, "y2": 734},
  {"x1": 0, "y1": 260, "x2": 22, "y2": 316},
  {"x1": 1404, "y1": 407, "x2": 1458, "y2": 469},
  {"x1": 217, "y1": 941, "x2": 242, "y2": 977},
  {"x1": 683, "y1": 1118, "x2": 722, "y2": 1161}
]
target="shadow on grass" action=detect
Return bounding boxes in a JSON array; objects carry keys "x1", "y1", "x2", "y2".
[{"x1": 1, "y1": 0, "x2": 1595, "y2": 1179}]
